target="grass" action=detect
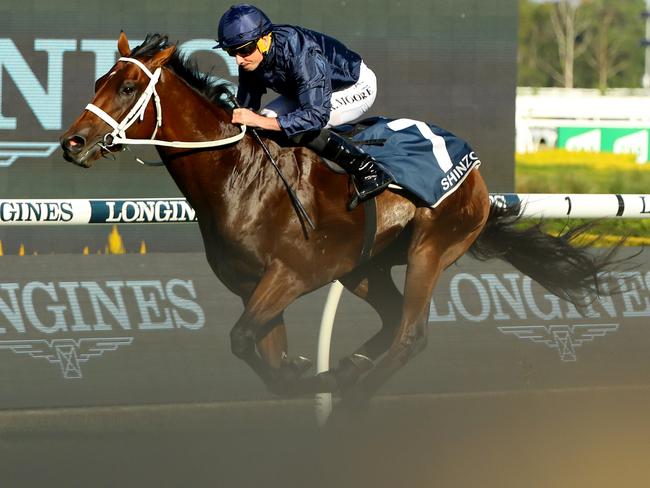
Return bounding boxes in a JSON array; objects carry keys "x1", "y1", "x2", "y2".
[{"x1": 515, "y1": 149, "x2": 650, "y2": 243}]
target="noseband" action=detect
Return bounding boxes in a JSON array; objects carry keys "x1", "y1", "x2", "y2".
[{"x1": 85, "y1": 57, "x2": 246, "y2": 149}]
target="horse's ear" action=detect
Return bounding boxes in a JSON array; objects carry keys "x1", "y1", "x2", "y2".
[
  {"x1": 150, "y1": 45, "x2": 176, "y2": 70},
  {"x1": 117, "y1": 31, "x2": 131, "y2": 56}
]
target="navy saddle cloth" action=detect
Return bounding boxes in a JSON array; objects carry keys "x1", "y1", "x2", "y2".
[{"x1": 335, "y1": 117, "x2": 482, "y2": 206}]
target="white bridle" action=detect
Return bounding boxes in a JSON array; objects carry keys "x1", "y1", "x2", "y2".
[{"x1": 84, "y1": 56, "x2": 246, "y2": 150}]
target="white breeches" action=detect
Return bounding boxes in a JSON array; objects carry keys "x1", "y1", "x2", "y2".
[{"x1": 260, "y1": 62, "x2": 377, "y2": 128}]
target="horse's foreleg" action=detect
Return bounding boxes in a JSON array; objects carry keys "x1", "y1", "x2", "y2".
[
  {"x1": 257, "y1": 314, "x2": 313, "y2": 387},
  {"x1": 229, "y1": 261, "x2": 307, "y2": 391},
  {"x1": 256, "y1": 313, "x2": 288, "y2": 369}
]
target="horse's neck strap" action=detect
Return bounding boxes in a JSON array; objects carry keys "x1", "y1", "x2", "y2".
[{"x1": 84, "y1": 56, "x2": 246, "y2": 150}]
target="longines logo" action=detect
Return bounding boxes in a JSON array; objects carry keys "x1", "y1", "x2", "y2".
[
  {"x1": 98, "y1": 199, "x2": 196, "y2": 223},
  {"x1": 0, "y1": 37, "x2": 238, "y2": 167},
  {"x1": 0, "y1": 279, "x2": 205, "y2": 379},
  {"x1": 429, "y1": 271, "x2": 650, "y2": 362},
  {"x1": 0, "y1": 199, "x2": 197, "y2": 225},
  {"x1": 0, "y1": 337, "x2": 133, "y2": 379},
  {"x1": 0, "y1": 200, "x2": 74, "y2": 222},
  {"x1": 0, "y1": 142, "x2": 60, "y2": 168},
  {"x1": 498, "y1": 324, "x2": 619, "y2": 362}
]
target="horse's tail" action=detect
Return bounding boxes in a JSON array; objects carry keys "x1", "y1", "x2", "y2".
[{"x1": 468, "y1": 205, "x2": 628, "y2": 307}]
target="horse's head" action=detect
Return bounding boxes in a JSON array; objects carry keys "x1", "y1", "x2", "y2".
[{"x1": 60, "y1": 32, "x2": 176, "y2": 167}]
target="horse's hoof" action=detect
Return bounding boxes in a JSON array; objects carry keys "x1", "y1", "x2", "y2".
[
  {"x1": 333, "y1": 353, "x2": 374, "y2": 390},
  {"x1": 266, "y1": 355, "x2": 314, "y2": 396},
  {"x1": 348, "y1": 353, "x2": 374, "y2": 372},
  {"x1": 289, "y1": 355, "x2": 313, "y2": 377}
]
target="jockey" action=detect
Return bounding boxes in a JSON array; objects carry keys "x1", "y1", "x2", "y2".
[{"x1": 215, "y1": 3, "x2": 393, "y2": 203}]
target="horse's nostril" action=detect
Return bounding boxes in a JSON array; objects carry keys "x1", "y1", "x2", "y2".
[{"x1": 64, "y1": 135, "x2": 86, "y2": 153}]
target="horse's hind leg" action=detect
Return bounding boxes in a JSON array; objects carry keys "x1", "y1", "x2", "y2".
[
  {"x1": 324, "y1": 262, "x2": 404, "y2": 390},
  {"x1": 342, "y1": 205, "x2": 486, "y2": 408},
  {"x1": 355, "y1": 238, "x2": 444, "y2": 394},
  {"x1": 280, "y1": 261, "x2": 404, "y2": 396}
]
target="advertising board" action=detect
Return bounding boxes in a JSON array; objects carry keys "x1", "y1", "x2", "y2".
[{"x1": 0, "y1": 250, "x2": 647, "y2": 409}]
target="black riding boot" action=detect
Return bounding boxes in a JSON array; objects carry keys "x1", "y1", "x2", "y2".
[{"x1": 306, "y1": 130, "x2": 393, "y2": 204}]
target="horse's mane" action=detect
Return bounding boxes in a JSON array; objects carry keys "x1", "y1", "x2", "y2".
[{"x1": 130, "y1": 33, "x2": 233, "y2": 109}]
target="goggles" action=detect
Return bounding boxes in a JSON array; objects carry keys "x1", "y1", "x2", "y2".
[{"x1": 224, "y1": 40, "x2": 258, "y2": 57}]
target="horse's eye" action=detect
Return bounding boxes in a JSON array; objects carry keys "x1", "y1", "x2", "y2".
[{"x1": 121, "y1": 84, "x2": 136, "y2": 96}]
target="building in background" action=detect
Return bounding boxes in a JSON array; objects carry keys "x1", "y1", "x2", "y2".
[{"x1": 517, "y1": 87, "x2": 650, "y2": 163}]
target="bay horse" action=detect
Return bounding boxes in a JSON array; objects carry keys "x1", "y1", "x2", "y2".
[{"x1": 60, "y1": 33, "x2": 617, "y2": 410}]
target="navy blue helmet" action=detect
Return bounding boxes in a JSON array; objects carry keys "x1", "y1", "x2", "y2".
[{"x1": 216, "y1": 4, "x2": 273, "y2": 49}]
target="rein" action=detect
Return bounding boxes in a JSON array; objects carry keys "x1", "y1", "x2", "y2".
[
  {"x1": 228, "y1": 93, "x2": 315, "y2": 232},
  {"x1": 84, "y1": 57, "x2": 246, "y2": 149}
]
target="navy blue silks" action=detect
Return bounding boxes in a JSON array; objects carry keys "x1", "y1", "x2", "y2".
[{"x1": 237, "y1": 25, "x2": 362, "y2": 137}]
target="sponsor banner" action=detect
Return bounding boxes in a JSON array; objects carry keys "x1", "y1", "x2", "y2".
[
  {"x1": 428, "y1": 268, "x2": 649, "y2": 362},
  {"x1": 0, "y1": 193, "x2": 650, "y2": 225},
  {"x1": 0, "y1": 198, "x2": 196, "y2": 224},
  {"x1": 558, "y1": 127, "x2": 650, "y2": 163},
  {"x1": 4, "y1": 193, "x2": 649, "y2": 226},
  {"x1": 92, "y1": 199, "x2": 196, "y2": 224},
  {"x1": 0, "y1": 253, "x2": 246, "y2": 409},
  {"x1": 0, "y1": 250, "x2": 648, "y2": 410}
]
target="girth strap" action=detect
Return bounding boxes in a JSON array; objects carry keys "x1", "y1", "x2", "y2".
[{"x1": 359, "y1": 198, "x2": 377, "y2": 263}]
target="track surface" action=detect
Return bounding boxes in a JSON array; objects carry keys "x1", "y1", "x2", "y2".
[{"x1": 2, "y1": 386, "x2": 650, "y2": 488}]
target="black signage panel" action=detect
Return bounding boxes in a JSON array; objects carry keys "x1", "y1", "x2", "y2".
[
  {"x1": 1, "y1": 0, "x2": 516, "y2": 199},
  {"x1": 0, "y1": 250, "x2": 648, "y2": 410}
]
